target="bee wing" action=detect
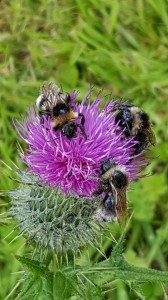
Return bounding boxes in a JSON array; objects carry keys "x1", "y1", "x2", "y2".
[
  {"x1": 110, "y1": 182, "x2": 127, "y2": 224},
  {"x1": 146, "y1": 127, "x2": 156, "y2": 146},
  {"x1": 40, "y1": 82, "x2": 63, "y2": 108},
  {"x1": 41, "y1": 82, "x2": 60, "y2": 97}
]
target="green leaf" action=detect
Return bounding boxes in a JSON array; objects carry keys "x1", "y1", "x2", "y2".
[
  {"x1": 54, "y1": 269, "x2": 102, "y2": 300},
  {"x1": 15, "y1": 256, "x2": 103, "y2": 300},
  {"x1": 85, "y1": 234, "x2": 168, "y2": 286},
  {"x1": 53, "y1": 271, "x2": 76, "y2": 300},
  {"x1": 15, "y1": 256, "x2": 54, "y2": 300}
]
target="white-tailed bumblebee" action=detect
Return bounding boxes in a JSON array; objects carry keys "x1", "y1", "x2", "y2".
[
  {"x1": 113, "y1": 103, "x2": 156, "y2": 154},
  {"x1": 36, "y1": 82, "x2": 87, "y2": 139},
  {"x1": 70, "y1": 159, "x2": 129, "y2": 223},
  {"x1": 94, "y1": 159, "x2": 128, "y2": 223}
]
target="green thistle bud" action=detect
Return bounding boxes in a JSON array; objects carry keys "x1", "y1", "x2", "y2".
[{"x1": 8, "y1": 171, "x2": 99, "y2": 253}]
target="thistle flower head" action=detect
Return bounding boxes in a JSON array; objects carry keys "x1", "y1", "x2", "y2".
[
  {"x1": 15, "y1": 88, "x2": 146, "y2": 196},
  {"x1": 9, "y1": 85, "x2": 150, "y2": 253}
]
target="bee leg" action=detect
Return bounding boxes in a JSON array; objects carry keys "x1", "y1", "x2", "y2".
[
  {"x1": 39, "y1": 111, "x2": 45, "y2": 124},
  {"x1": 124, "y1": 119, "x2": 132, "y2": 135},
  {"x1": 70, "y1": 189, "x2": 80, "y2": 198},
  {"x1": 39, "y1": 111, "x2": 51, "y2": 124},
  {"x1": 70, "y1": 189, "x2": 92, "y2": 201},
  {"x1": 78, "y1": 113, "x2": 85, "y2": 126},
  {"x1": 67, "y1": 170, "x2": 72, "y2": 178},
  {"x1": 77, "y1": 123, "x2": 87, "y2": 140},
  {"x1": 134, "y1": 141, "x2": 148, "y2": 154},
  {"x1": 92, "y1": 188, "x2": 103, "y2": 197},
  {"x1": 77, "y1": 113, "x2": 87, "y2": 139}
]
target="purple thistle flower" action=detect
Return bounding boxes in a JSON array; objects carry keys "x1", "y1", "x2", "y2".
[{"x1": 15, "y1": 88, "x2": 147, "y2": 196}]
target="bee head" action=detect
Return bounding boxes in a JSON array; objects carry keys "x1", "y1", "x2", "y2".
[
  {"x1": 61, "y1": 122, "x2": 77, "y2": 139},
  {"x1": 100, "y1": 159, "x2": 116, "y2": 174},
  {"x1": 116, "y1": 109, "x2": 133, "y2": 125},
  {"x1": 123, "y1": 109, "x2": 132, "y2": 123}
]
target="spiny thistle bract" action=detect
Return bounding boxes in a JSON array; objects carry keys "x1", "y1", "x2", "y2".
[{"x1": 9, "y1": 171, "x2": 99, "y2": 252}]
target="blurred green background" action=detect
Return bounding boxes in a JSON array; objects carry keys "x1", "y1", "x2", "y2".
[{"x1": 0, "y1": 0, "x2": 168, "y2": 299}]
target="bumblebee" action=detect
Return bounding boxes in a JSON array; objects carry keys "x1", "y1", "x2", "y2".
[
  {"x1": 114, "y1": 103, "x2": 156, "y2": 154},
  {"x1": 70, "y1": 159, "x2": 128, "y2": 223},
  {"x1": 94, "y1": 159, "x2": 129, "y2": 223},
  {"x1": 36, "y1": 82, "x2": 87, "y2": 139}
]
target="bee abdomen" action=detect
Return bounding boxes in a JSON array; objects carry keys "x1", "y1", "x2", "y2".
[
  {"x1": 103, "y1": 193, "x2": 115, "y2": 210},
  {"x1": 36, "y1": 95, "x2": 48, "y2": 111}
]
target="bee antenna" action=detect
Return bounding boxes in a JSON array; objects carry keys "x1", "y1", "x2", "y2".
[
  {"x1": 70, "y1": 189, "x2": 91, "y2": 201},
  {"x1": 142, "y1": 172, "x2": 153, "y2": 178},
  {"x1": 59, "y1": 84, "x2": 64, "y2": 93},
  {"x1": 88, "y1": 175, "x2": 99, "y2": 181},
  {"x1": 123, "y1": 118, "x2": 132, "y2": 136},
  {"x1": 77, "y1": 124, "x2": 87, "y2": 140},
  {"x1": 70, "y1": 189, "x2": 80, "y2": 198}
]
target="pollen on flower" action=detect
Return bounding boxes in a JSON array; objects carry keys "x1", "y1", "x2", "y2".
[{"x1": 14, "y1": 88, "x2": 147, "y2": 196}]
